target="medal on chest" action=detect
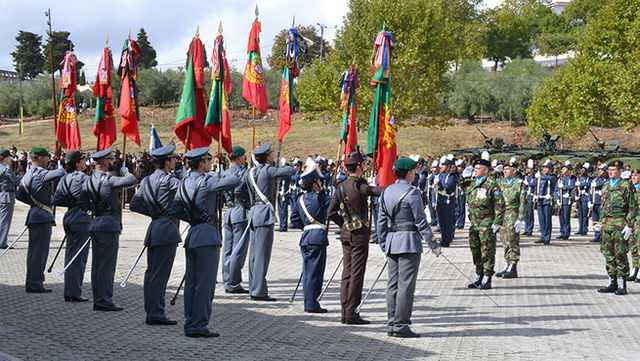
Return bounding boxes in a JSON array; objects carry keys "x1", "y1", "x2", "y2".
[{"x1": 476, "y1": 188, "x2": 487, "y2": 199}]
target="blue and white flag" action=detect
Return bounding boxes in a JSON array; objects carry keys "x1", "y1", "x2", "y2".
[{"x1": 149, "y1": 123, "x2": 162, "y2": 151}]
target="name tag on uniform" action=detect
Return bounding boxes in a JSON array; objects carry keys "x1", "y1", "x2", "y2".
[{"x1": 476, "y1": 188, "x2": 487, "y2": 199}]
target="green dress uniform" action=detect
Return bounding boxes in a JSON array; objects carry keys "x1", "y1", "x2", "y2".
[
  {"x1": 629, "y1": 180, "x2": 640, "y2": 282},
  {"x1": 496, "y1": 170, "x2": 526, "y2": 279}
]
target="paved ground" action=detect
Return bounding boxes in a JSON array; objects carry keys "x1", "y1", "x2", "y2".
[{"x1": 1, "y1": 203, "x2": 639, "y2": 360}]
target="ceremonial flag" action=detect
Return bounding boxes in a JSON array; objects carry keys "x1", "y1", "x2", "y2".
[
  {"x1": 93, "y1": 46, "x2": 116, "y2": 150},
  {"x1": 242, "y1": 19, "x2": 268, "y2": 114},
  {"x1": 118, "y1": 39, "x2": 141, "y2": 146},
  {"x1": 205, "y1": 34, "x2": 233, "y2": 154},
  {"x1": 56, "y1": 51, "x2": 81, "y2": 150},
  {"x1": 278, "y1": 27, "x2": 301, "y2": 142},
  {"x1": 149, "y1": 123, "x2": 162, "y2": 150},
  {"x1": 366, "y1": 30, "x2": 396, "y2": 187},
  {"x1": 340, "y1": 65, "x2": 359, "y2": 161},
  {"x1": 174, "y1": 37, "x2": 211, "y2": 150}
]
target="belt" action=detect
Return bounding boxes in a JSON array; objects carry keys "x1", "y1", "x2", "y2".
[
  {"x1": 304, "y1": 224, "x2": 327, "y2": 231},
  {"x1": 254, "y1": 200, "x2": 267, "y2": 205},
  {"x1": 390, "y1": 224, "x2": 419, "y2": 232}
]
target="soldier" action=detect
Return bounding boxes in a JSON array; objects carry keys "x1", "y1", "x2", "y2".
[
  {"x1": 221, "y1": 146, "x2": 251, "y2": 294},
  {"x1": 16, "y1": 147, "x2": 65, "y2": 293},
  {"x1": 596, "y1": 160, "x2": 637, "y2": 295},
  {"x1": 454, "y1": 159, "x2": 467, "y2": 229},
  {"x1": 575, "y1": 163, "x2": 593, "y2": 236},
  {"x1": 628, "y1": 169, "x2": 640, "y2": 282},
  {"x1": 460, "y1": 153, "x2": 505, "y2": 290},
  {"x1": 377, "y1": 158, "x2": 440, "y2": 338},
  {"x1": 328, "y1": 151, "x2": 383, "y2": 324},
  {"x1": 534, "y1": 160, "x2": 557, "y2": 245},
  {"x1": 427, "y1": 160, "x2": 439, "y2": 227},
  {"x1": 129, "y1": 145, "x2": 181, "y2": 325},
  {"x1": 434, "y1": 155, "x2": 459, "y2": 247},
  {"x1": 289, "y1": 165, "x2": 331, "y2": 313},
  {"x1": 523, "y1": 160, "x2": 536, "y2": 236},
  {"x1": 495, "y1": 160, "x2": 526, "y2": 279},
  {"x1": 80, "y1": 148, "x2": 136, "y2": 311},
  {"x1": 171, "y1": 147, "x2": 240, "y2": 337},
  {"x1": 277, "y1": 157, "x2": 291, "y2": 232},
  {"x1": 245, "y1": 143, "x2": 295, "y2": 301},
  {"x1": 0, "y1": 148, "x2": 19, "y2": 249},
  {"x1": 288, "y1": 157, "x2": 304, "y2": 229},
  {"x1": 590, "y1": 163, "x2": 608, "y2": 243},
  {"x1": 53, "y1": 150, "x2": 90, "y2": 302},
  {"x1": 556, "y1": 161, "x2": 576, "y2": 240}
]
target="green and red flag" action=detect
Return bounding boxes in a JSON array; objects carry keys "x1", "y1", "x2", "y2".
[
  {"x1": 55, "y1": 51, "x2": 82, "y2": 150},
  {"x1": 174, "y1": 36, "x2": 211, "y2": 150},
  {"x1": 118, "y1": 39, "x2": 141, "y2": 146},
  {"x1": 205, "y1": 33, "x2": 233, "y2": 154},
  {"x1": 93, "y1": 46, "x2": 116, "y2": 150},
  {"x1": 278, "y1": 27, "x2": 301, "y2": 143},
  {"x1": 340, "y1": 65, "x2": 359, "y2": 161},
  {"x1": 366, "y1": 30, "x2": 396, "y2": 187},
  {"x1": 242, "y1": 19, "x2": 268, "y2": 114}
]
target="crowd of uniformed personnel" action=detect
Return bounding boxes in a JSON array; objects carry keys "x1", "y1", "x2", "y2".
[{"x1": 0, "y1": 144, "x2": 639, "y2": 338}]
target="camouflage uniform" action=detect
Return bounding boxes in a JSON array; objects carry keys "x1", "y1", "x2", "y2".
[
  {"x1": 628, "y1": 184, "x2": 640, "y2": 270},
  {"x1": 497, "y1": 177, "x2": 526, "y2": 265},
  {"x1": 462, "y1": 176, "x2": 505, "y2": 277},
  {"x1": 599, "y1": 179, "x2": 637, "y2": 278}
]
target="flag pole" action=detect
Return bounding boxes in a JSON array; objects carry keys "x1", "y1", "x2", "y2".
[
  {"x1": 120, "y1": 137, "x2": 127, "y2": 222},
  {"x1": 251, "y1": 106, "x2": 256, "y2": 164},
  {"x1": 46, "y1": 9, "x2": 61, "y2": 155}
]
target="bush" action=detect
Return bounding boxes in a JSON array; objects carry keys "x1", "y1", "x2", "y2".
[{"x1": 23, "y1": 75, "x2": 55, "y2": 118}]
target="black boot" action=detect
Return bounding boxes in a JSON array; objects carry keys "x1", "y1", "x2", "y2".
[
  {"x1": 615, "y1": 277, "x2": 627, "y2": 295},
  {"x1": 502, "y1": 264, "x2": 518, "y2": 279},
  {"x1": 479, "y1": 275, "x2": 492, "y2": 290},
  {"x1": 597, "y1": 275, "x2": 618, "y2": 293},
  {"x1": 628, "y1": 268, "x2": 638, "y2": 281},
  {"x1": 495, "y1": 265, "x2": 508, "y2": 278},
  {"x1": 467, "y1": 275, "x2": 482, "y2": 288}
]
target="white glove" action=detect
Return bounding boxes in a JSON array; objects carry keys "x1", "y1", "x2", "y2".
[
  {"x1": 514, "y1": 220, "x2": 524, "y2": 234},
  {"x1": 535, "y1": 172, "x2": 541, "y2": 179},
  {"x1": 57, "y1": 160, "x2": 62, "y2": 169},
  {"x1": 544, "y1": 195, "x2": 552, "y2": 200},
  {"x1": 120, "y1": 166, "x2": 129, "y2": 176},
  {"x1": 495, "y1": 165, "x2": 504, "y2": 173},
  {"x1": 576, "y1": 180, "x2": 581, "y2": 186},
  {"x1": 427, "y1": 240, "x2": 441, "y2": 257},
  {"x1": 462, "y1": 166, "x2": 473, "y2": 178},
  {"x1": 591, "y1": 180, "x2": 597, "y2": 187},
  {"x1": 558, "y1": 182, "x2": 564, "y2": 189},
  {"x1": 588, "y1": 201, "x2": 593, "y2": 208},
  {"x1": 431, "y1": 202, "x2": 437, "y2": 209},
  {"x1": 491, "y1": 224, "x2": 500, "y2": 233},
  {"x1": 623, "y1": 226, "x2": 632, "y2": 241},
  {"x1": 433, "y1": 177, "x2": 440, "y2": 185},
  {"x1": 593, "y1": 223, "x2": 602, "y2": 232}
]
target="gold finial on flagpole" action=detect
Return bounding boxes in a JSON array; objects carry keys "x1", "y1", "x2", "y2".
[
  {"x1": 218, "y1": 21, "x2": 223, "y2": 34},
  {"x1": 195, "y1": 25, "x2": 200, "y2": 37}
]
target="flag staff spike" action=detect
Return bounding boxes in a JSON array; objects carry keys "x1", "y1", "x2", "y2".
[
  {"x1": 128, "y1": 27, "x2": 131, "y2": 39},
  {"x1": 382, "y1": 21, "x2": 386, "y2": 31},
  {"x1": 292, "y1": 14, "x2": 295, "y2": 28},
  {"x1": 255, "y1": 4, "x2": 259, "y2": 19},
  {"x1": 352, "y1": 56, "x2": 356, "y2": 66},
  {"x1": 105, "y1": 33, "x2": 109, "y2": 46},
  {"x1": 195, "y1": 25, "x2": 200, "y2": 37},
  {"x1": 218, "y1": 21, "x2": 223, "y2": 34}
]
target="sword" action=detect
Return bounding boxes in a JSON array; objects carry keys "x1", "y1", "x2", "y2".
[
  {"x1": 438, "y1": 252, "x2": 500, "y2": 307},
  {"x1": 289, "y1": 270, "x2": 303, "y2": 303},
  {"x1": 57, "y1": 236, "x2": 92, "y2": 277},
  {"x1": 47, "y1": 235, "x2": 67, "y2": 273},
  {"x1": 355, "y1": 259, "x2": 388, "y2": 314},
  {"x1": 0, "y1": 226, "x2": 28, "y2": 261},
  {"x1": 316, "y1": 256, "x2": 343, "y2": 302},
  {"x1": 169, "y1": 274, "x2": 186, "y2": 306}
]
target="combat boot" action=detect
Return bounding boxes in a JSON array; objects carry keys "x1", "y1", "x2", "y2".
[
  {"x1": 467, "y1": 275, "x2": 482, "y2": 288},
  {"x1": 495, "y1": 265, "x2": 508, "y2": 278},
  {"x1": 502, "y1": 264, "x2": 518, "y2": 279},
  {"x1": 597, "y1": 275, "x2": 617, "y2": 293},
  {"x1": 615, "y1": 277, "x2": 627, "y2": 295},
  {"x1": 479, "y1": 275, "x2": 492, "y2": 290},
  {"x1": 627, "y1": 268, "x2": 638, "y2": 281}
]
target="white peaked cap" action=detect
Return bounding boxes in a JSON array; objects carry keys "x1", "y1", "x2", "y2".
[
  {"x1": 564, "y1": 160, "x2": 571, "y2": 166},
  {"x1": 293, "y1": 156, "x2": 300, "y2": 163},
  {"x1": 509, "y1": 157, "x2": 516, "y2": 163},
  {"x1": 410, "y1": 154, "x2": 420, "y2": 162},
  {"x1": 583, "y1": 162, "x2": 591, "y2": 169},
  {"x1": 431, "y1": 160, "x2": 439, "y2": 167},
  {"x1": 491, "y1": 159, "x2": 498, "y2": 167},
  {"x1": 455, "y1": 159, "x2": 463, "y2": 166},
  {"x1": 527, "y1": 159, "x2": 534, "y2": 168},
  {"x1": 280, "y1": 157, "x2": 287, "y2": 167},
  {"x1": 622, "y1": 170, "x2": 631, "y2": 179},
  {"x1": 447, "y1": 154, "x2": 454, "y2": 161},
  {"x1": 599, "y1": 163, "x2": 607, "y2": 170},
  {"x1": 315, "y1": 155, "x2": 323, "y2": 161},
  {"x1": 544, "y1": 159, "x2": 552, "y2": 166},
  {"x1": 439, "y1": 155, "x2": 447, "y2": 164},
  {"x1": 305, "y1": 157, "x2": 315, "y2": 170},
  {"x1": 481, "y1": 151, "x2": 490, "y2": 161},
  {"x1": 328, "y1": 159, "x2": 334, "y2": 165}
]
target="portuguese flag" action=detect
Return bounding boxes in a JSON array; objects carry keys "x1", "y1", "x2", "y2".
[
  {"x1": 118, "y1": 39, "x2": 141, "y2": 146},
  {"x1": 205, "y1": 34, "x2": 233, "y2": 154},
  {"x1": 56, "y1": 50, "x2": 81, "y2": 150},
  {"x1": 367, "y1": 30, "x2": 396, "y2": 187},
  {"x1": 93, "y1": 46, "x2": 116, "y2": 150},
  {"x1": 242, "y1": 20, "x2": 268, "y2": 114},
  {"x1": 340, "y1": 65, "x2": 359, "y2": 161},
  {"x1": 174, "y1": 37, "x2": 211, "y2": 150}
]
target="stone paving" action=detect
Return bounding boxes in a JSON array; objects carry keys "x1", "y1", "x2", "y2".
[{"x1": 1, "y1": 203, "x2": 640, "y2": 360}]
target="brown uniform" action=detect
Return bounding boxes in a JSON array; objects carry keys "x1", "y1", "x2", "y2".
[{"x1": 328, "y1": 176, "x2": 382, "y2": 320}]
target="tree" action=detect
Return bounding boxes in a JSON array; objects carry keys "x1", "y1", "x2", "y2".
[
  {"x1": 136, "y1": 28, "x2": 158, "y2": 68},
  {"x1": 11, "y1": 31, "x2": 45, "y2": 79},
  {"x1": 267, "y1": 25, "x2": 330, "y2": 71},
  {"x1": 42, "y1": 31, "x2": 84, "y2": 75},
  {"x1": 78, "y1": 70, "x2": 86, "y2": 85}
]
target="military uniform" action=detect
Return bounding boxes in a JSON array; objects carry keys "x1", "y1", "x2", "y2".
[
  {"x1": 377, "y1": 158, "x2": 438, "y2": 338},
  {"x1": 288, "y1": 163, "x2": 303, "y2": 229},
  {"x1": 328, "y1": 152, "x2": 382, "y2": 324},
  {"x1": 596, "y1": 160, "x2": 637, "y2": 295},
  {"x1": 0, "y1": 149, "x2": 20, "y2": 249},
  {"x1": 435, "y1": 161, "x2": 459, "y2": 247},
  {"x1": 556, "y1": 163, "x2": 576, "y2": 240},
  {"x1": 496, "y1": 164, "x2": 526, "y2": 279},
  {"x1": 628, "y1": 173, "x2": 640, "y2": 282},
  {"x1": 591, "y1": 169, "x2": 607, "y2": 242},
  {"x1": 17, "y1": 147, "x2": 66, "y2": 292},
  {"x1": 277, "y1": 176, "x2": 291, "y2": 231},
  {"x1": 427, "y1": 164, "x2": 439, "y2": 226},
  {"x1": 171, "y1": 147, "x2": 241, "y2": 337},
  {"x1": 80, "y1": 148, "x2": 136, "y2": 310},
  {"x1": 129, "y1": 145, "x2": 181, "y2": 324},
  {"x1": 523, "y1": 165, "x2": 537, "y2": 235},
  {"x1": 244, "y1": 143, "x2": 294, "y2": 300},
  {"x1": 53, "y1": 151, "x2": 91, "y2": 301},
  {"x1": 576, "y1": 165, "x2": 593, "y2": 235},
  {"x1": 534, "y1": 162, "x2": 557, "y2": 244}
]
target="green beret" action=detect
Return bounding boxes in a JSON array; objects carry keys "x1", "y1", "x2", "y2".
[
  {"x1": 31, "y1": 147, "x2": 49, "y2": 157},
  {"x1": 608, "y1": 160, "x2": 624, "y2": 168},
  {"x1": 393, "y1": 157, "x2": 416, "y2": 171},
  {"x1": 232, "y1": 145, "x2": 246, "y2": 157}
]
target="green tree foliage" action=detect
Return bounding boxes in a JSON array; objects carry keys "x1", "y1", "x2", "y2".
[
  {"x1": 42, "y1": 31, "x2": 84, "y2": 78},
  {"x1": 136, "y1": 68, "x2": 184, "y2": 106},
  {"x1": 11, "y1": 31, "x2": 45, "y2": 79},
  {"x1": 0, "y1": 82, "x2": 21, "y2": 117},
  {"x1": 136, "y1": 28, "x2": 158, "y2": 69},
  {"x1": 267, "y1": 25, "x2": 329, "y2": 71},
  {"x1": 23, "y1": 75, "x2": 56, "y2": 118},
  {"x1": 526, "y1": 0, "x2": 640, "y2": 137},
  {"x1": 78, "y1": 70, "x2": 86, "y2": 85}
]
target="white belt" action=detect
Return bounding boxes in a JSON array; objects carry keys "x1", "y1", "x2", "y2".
[
  {"x1": 304, "y1": 224, "x2": 327, "y2": 231},
  {"x1": 562, "y1": 194, "x2": 570, "y2": 198}
]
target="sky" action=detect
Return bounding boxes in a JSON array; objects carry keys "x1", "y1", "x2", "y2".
[{"x1": 0, "y1": 0, "x2": 504, "y2": 79}]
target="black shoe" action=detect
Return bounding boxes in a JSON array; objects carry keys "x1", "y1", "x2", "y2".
[
  {"x1": 468, "y1": 275, "x2": 482, "y2": 288},
  {"x1": 340, "y1": 317, "x2": 346, "y2": 324},
  {"x1": 93, "y1": 305, "x2": 123, "y2": 312},
  {"x1": 523, "y1": 232, "x2": 532, "y2": 236},
  {"x1": 305, "y1": 308, "x2": 328, "y2": 314},
  {"x1": 502, "y1": 264, "x2": 518, "y2": 279},
  {"x1": 615, "y1": 277, "x2": 627, "y2": 295},
  {"x1": 250, "y1": 295, "x2": 277, "y2": 302},
  {"x1": 479, "y1": 276, "x2": 492, "y2": 290},
  {"x1": 64, "y1": 295, "x2": 89, "y2": 302},
  {"x1": 628, "y1": 268, "x2": 639, "y2": 281},
  {"x1": 277, "y1": 228, "x2": 288, "y2": 232},
  {"x1": 392, "y1": 330, "x2": 421, "y2": 338},
  {"x1": 590, "y1": 238, "x2": 600, "y2": 243},
  {"x1": 597, "y1": 276, "x2": 618, "y2": 293},
  {"x1": 186, "y1": 330, "x2": 219, "y2": 338},
  {"x1": 534, "y1": 239, "x2": 544, "y2": 244},
  {"x1": 543, "y1": 241, "x2": 551, "y2": 245},
  {"x1": 387, "y1": 331, "x2": 394, "y2": 337},
  {"x1": 495, "y1": 265, "x2": 508, "y2": 278},
  {"x1": 0, "y1": 244, "x2": 14, "y2": 249},
  {"x1": 146, "y1": 318, "x2": 178, "y2": 325},
  {"x1": 440, "y1": 243, "x2": 450, "y2": 248},
  {"x1": 555, "y1": 236, "x2": 565, "y2": 240},
  {"x1": 225, "y1": 288, "x2": 250, "y2": 294},
  {"x1": 26, "y1": 288, "x2": 52, "y2": 293},
  {"x1": 344, "y1": 316, "x2": 371, "y2": 325}
]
